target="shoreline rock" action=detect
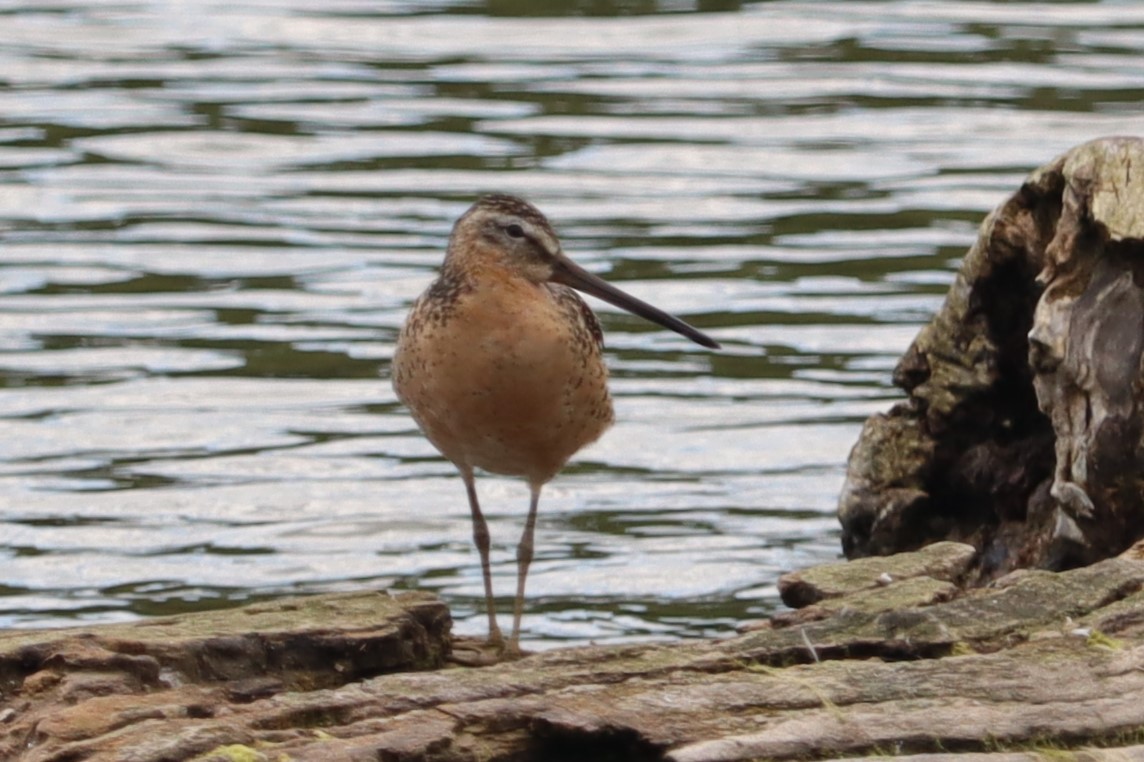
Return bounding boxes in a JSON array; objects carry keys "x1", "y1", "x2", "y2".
[{"x1": 840, "y1": 136, "x2": 1144, "y2": 580}]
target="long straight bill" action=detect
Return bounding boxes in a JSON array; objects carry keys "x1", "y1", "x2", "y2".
[{"x1": 551, "y1": 256, "x2": 720, "y2": 350}]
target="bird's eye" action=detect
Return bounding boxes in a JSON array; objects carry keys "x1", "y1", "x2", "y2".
[{"x1": 505, "y1": 224, "x2": 525, "y2": 239}]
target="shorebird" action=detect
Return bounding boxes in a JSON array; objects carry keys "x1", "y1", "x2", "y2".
[{"x1": 392, "y1": 194, "x2": 719, "y2": 656}]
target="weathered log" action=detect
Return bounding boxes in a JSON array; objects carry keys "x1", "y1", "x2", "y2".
[
  {"x1": 7, "y1": 543, "x2": 1144, "y2": 761},
  {"x1": 0, "y1": 590, "x2": 450, "y2": 760},
  {"x1": 839, "y1": 136, "x2": 1144, "y2": 579}
]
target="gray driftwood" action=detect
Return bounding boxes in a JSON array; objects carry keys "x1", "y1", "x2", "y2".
[
  {"x1": 7, "y1": 542, "x2": 1144, "y2": 760},
  {"x1": 840, "y1": 136, "x2": 1144, "y2": 579}
]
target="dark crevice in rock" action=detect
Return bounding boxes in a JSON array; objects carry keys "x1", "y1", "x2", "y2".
[
  {"x1": 840, "y1": 137, "x2": 1144, "y2": 582},
  {"x1": 528, "y1": 725, "x2": 663, "y2": 762}
]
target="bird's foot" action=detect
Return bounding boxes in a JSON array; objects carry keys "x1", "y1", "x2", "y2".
[
  {"x1": 447, "y1": 635, "x2": 528, "y2": 666},
  {"x1": 447, "y1": 636, "x2": 503, "y2": 666},
  {"x1": 499, "y1": 640, "x2": 526, "y2": 662}
]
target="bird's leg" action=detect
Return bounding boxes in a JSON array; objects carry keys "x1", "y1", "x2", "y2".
[
  {"x1": 508, "y1": 482, "x2": 543, "y2": 655},
  {"x1": 461, "y1": 467, "x2": 503, "y2": 647}
]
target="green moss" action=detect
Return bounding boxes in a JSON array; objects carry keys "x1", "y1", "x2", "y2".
[
  {"x1": 191, "y1": 744, "x2": 271, "y2": 762},
  {"x1": 1085, "y1": 629, "x2": 1124, "y2": 651},
  {"x1": 949, "y1": 641, "x2": 976, "y2": 657}
]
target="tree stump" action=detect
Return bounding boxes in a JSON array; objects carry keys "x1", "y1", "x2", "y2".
[{"x1": 839, "y1": 136, "x2": 1144, "y2": 579}]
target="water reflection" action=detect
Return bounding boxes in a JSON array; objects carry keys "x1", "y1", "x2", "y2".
[{"x1": 0, "y1": 0, "x2": 1139, "y2": 647}]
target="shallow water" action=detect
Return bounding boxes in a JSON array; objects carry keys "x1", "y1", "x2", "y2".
[{"x1": 0, "y1": 0, "x2": 1141, "y2": 648}]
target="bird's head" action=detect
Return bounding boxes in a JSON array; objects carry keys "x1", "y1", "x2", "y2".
[
  {"x1": 445, "y1": 194, "x2": 720, "y2": 350},
  {"x1": 447, "y1": 194, "x2": 563, "y2": 284}
]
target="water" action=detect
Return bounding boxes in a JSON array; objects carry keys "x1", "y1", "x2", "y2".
[{"x1": 0, "y1": 0, "x2": 1141, "y2": 649}]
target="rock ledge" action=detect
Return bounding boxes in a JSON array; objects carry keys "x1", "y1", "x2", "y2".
[{"x1": 8, "y1": 544, "x2": 1144, "y2": 761}]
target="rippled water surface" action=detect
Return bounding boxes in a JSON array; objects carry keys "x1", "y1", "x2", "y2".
[{"x1": 1, "y1": 0, "x2": 1142, "y2": 647}]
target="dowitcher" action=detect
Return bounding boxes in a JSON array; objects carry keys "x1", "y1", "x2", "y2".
[{"x1": 392, "y1": 194, "x2": 719, "y2": 656}]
